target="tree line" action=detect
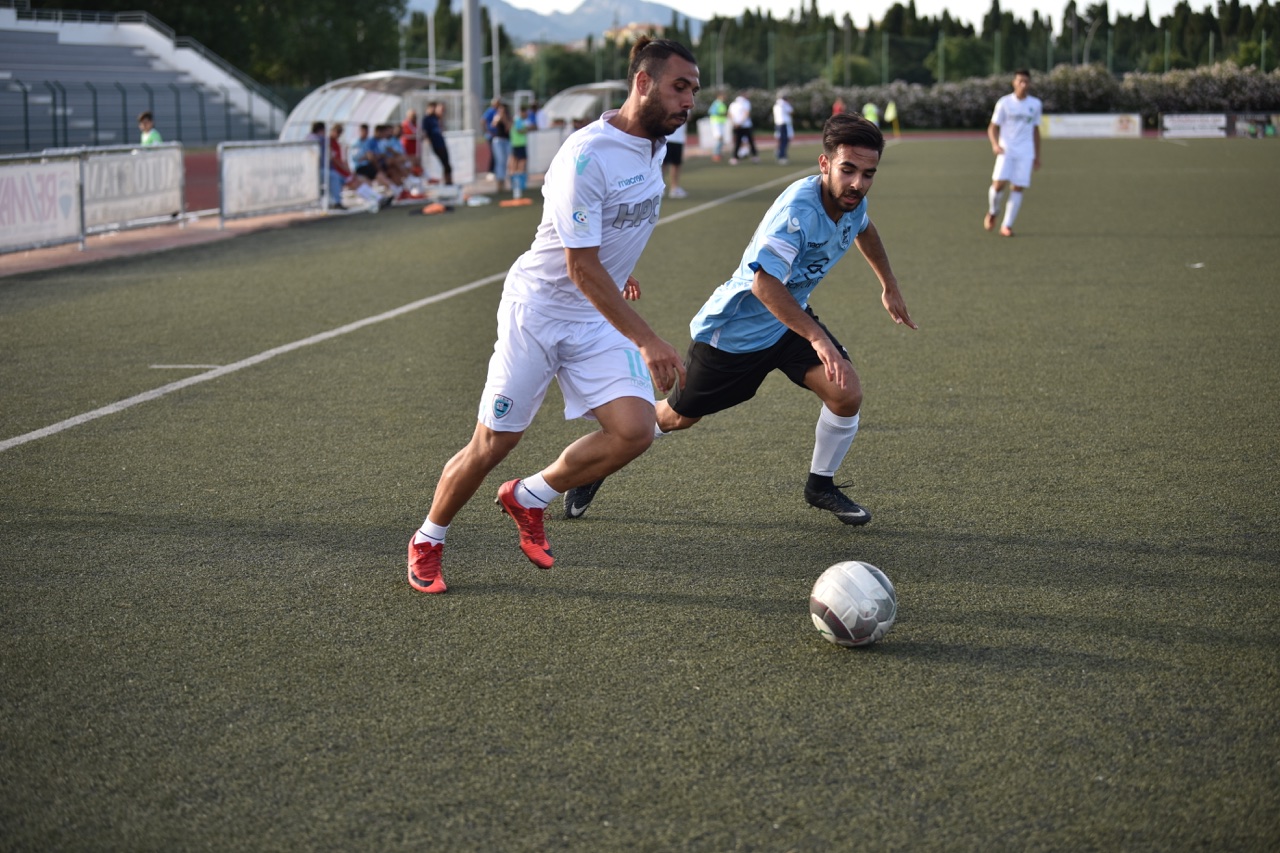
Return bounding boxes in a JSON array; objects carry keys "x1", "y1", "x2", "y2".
[{"x1": 31, "y1": 0, "x2": 1278, "y2": 103}]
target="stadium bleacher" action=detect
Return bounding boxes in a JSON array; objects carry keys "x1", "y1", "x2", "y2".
[{"x1": 0, "y1": 13, "x2": 281, "y2": 153}]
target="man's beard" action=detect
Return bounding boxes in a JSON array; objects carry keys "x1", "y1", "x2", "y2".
[
  {"x1": 823, "y1": 174, "x2": 861, "y2": 211},
  {"x1": 639, "y1": 96, "x2": 685, "y2": 139}
]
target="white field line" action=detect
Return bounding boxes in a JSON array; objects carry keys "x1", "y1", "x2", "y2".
[{"x1": 2, "y1": 169, "x2": 816, "y2": 454}]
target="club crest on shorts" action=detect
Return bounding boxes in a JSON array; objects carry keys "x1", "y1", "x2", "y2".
[{"x1": 493, "y1": 394, "x2": 514, "y2": 419}]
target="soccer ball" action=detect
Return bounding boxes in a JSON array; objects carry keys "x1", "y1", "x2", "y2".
[{"x1": 809, "y1": 561, "x2": 897, "y2": 647}]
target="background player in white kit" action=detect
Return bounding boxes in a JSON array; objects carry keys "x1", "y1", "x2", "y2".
[
  {"x1": 985, "y1": 69, "x2": 1042, "y2": 238},
  {"x1": 407, "y1": 37, "x2": 699, "y2": 594},
  {"x1": 563, "y1": 114, "x2": 916, "y2": 526}
]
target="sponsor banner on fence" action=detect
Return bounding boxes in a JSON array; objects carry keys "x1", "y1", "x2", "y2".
[
  {"x1": 83, "y1": 146, "x2": 183, "y2": 229},
  {"x1": 0, "y1": 159, "x2": 81, "y2": 252},
  {"x1": 1162, "y1": 114, "x2": 1228, "y2": 138},
  {"x1": 220, "y1": 142, "x2": 321, "y2": 218},
  {"x1": 1042, "y1": 113, "x2": 1143, "y2": 138}
]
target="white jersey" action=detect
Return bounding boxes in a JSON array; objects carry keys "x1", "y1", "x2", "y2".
[
  {"x1": 991, "y1": 93, "x2": 1042, "y2": 159},
  {"x1": 505, "y1": 110, "x2": 667, "y2": 321}
]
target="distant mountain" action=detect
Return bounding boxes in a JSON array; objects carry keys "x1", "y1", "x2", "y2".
[{"x1": 404, "y1": 0, "x2": 704, "y2": 45}]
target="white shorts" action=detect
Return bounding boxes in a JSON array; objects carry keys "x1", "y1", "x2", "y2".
[
  {"x1": 992, "y1": 154, "x2": 1033, "y2": 188},
  {"x1": 478, "y1": 298, "x2": 656, "y2": 432}
]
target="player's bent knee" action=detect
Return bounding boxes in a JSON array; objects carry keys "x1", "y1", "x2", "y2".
[{"x1": 828, "y1": 397, "x2": 861, "y2": 419}]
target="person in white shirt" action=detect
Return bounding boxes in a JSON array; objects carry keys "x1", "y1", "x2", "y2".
[
  {"x1": 727, "y1": 94, "x2": 757, "y2": 163},
  {"x1": 406, "y1": 37, "x2": 700, "y2": 594},
  {"x1": 985, "y1": 68, "x2": 1043, "y2": 237},
  {"x1": 772, "y1": 93, "x2": 794, "y2": 164}
]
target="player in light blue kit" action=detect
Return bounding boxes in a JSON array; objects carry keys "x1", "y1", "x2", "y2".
[{"x1": 564, "y1": 113, "x2": 916, "y2": 525}]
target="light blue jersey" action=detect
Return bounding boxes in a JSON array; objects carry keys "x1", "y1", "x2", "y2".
[{"x1": 690, "y1": 175, "x2": 869, "y2": 353}]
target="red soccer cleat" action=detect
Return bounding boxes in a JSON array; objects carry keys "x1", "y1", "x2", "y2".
[
  {"x1": 495, "y1": 479, "x2": 555, "y2": 569},
  {"x1": 407, "y1": 539, "x2": 447, "y2": 594}
]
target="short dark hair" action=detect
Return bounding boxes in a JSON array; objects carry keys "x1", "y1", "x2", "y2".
[
  {"x1": 1014, "y1": 68, "x2": 1032, "y2": 78},
  {"x1": 310, "y1": 120, "x2": 325, "y2": 133},
  {"x1": 137, "y1": 111, "x2": 153, "y2": 124},
  {"x1": 823, "y1": 113, "x2": 885, "y2": 156},
  {"x1": 627, "y1": 36, "x2": 697, "y2": 89}
]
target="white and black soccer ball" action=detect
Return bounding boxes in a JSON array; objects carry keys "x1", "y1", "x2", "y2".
[{"x1": 809, "y1": 561, "x2": 897, "y2": 647}]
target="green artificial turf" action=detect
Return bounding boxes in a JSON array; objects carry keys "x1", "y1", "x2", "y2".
[{"x1": 2, "y1": 137, "x2": 1278, "y2": 851}]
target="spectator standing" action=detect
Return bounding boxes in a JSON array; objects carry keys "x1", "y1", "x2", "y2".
[
  {"x1": 509, "y1": 104, "x2": 533, "y2": 198},
  {"x1": 707, "y1": 91, "x2": 729, "y2": 161},
  {"x1": 137, "y1": 111, "x2": 162, "y2": 145},
  {"x1": 489, "y1": 102, "x2": 513, "y2": 190},
  {"x1": 400, "y1": 109, "x2": 419, "y2": 159},
  {"x1": 307, "y1": 121, "x2": 344, "y2": 208},
  {"x1": 482, "y1": 97, "x2": 501, "y2": 176},
  {"x1": 421, "y1": 101, "x2": 454, "y2": 186},
  {"x1": 728, "y1": 94, "x2": 757, "y2": 164},
  {"x1": 772, "y1": 93, "x2": 794, "y2": 165},
  {"x1": 832, "y1": 97, "x2": 846, "y2": 116},
  {"x1": 862, "y1": 101, "x2": 881, "y2": 127}
]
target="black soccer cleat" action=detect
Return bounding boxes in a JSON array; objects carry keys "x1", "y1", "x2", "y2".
[
  {"x1": 562, "y1": 477, "x2": 607, "y2": 520},
  {"x1": 804, "y1": 483, "x2": 872, "y2": 526}
]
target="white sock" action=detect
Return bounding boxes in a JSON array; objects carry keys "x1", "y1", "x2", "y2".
[
  {"x1": 516, "y1": 473, "x2": 560, "y2": 509},
  {"x1": 811, "y1": 406, "x2": 860, "y2": 477},
  {"x1": 1002, "y1": 191, "x2": 1023, "y2": 229},
  {"x1": 654, "y1": 422, "x2": 668, "y2": 438},
  {"x1": 988, "y1": 185, "x2": 1006, "y2": 216},
  {"x1": 413, "y1": 519, "x2": 448, "y2": 546}
]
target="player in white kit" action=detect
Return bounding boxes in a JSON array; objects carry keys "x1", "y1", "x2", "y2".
[
  {"x1": 985, "y1": 69, "x2": 1042, "y2": 238},
  {"x1": 407, "y1": 37, "x2": 700, "y2": 594}
]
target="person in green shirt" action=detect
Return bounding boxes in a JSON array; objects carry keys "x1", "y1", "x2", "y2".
[
  {"x1": 509, "y1": 104, "x2": 532, "y2": 198},
  {"x1": 708, "y1": 92, "x2": 728, "y2": 160},
  {"x1": 137, "y1": 111, "x2": 162, "y2": 145}
]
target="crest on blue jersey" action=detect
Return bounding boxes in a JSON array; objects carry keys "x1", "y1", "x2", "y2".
[
  {"x1": 493, "y1": 395, "x2": 513, "y2": 418},
  {"x1": 841, "y1": 223, "x2": 853, "y2": 249}
]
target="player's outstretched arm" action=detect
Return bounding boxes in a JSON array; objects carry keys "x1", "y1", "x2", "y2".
[
  {"x1": 564, "y1": 247, "x2": 685, "y2": 393},
  {"x1": 854, "y1": 221, "x2": 917, "y2": 330},
  {"x1": 751, "y1": 269, "x2": 850, "y2": 388}
]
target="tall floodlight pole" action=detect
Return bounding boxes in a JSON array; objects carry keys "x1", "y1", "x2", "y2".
[
  {"x1": 428, "y1": 11, "x2": 436, "y2": 84},
  {"x1": 463, "y1": 0, "x2": 483, "y2": 134},
  {"x1": 492, "y1": 17, "x2": 502, "y2": 100},
  {"x1": 716, "y1": 18, "x2": 730, "y2": 91}
]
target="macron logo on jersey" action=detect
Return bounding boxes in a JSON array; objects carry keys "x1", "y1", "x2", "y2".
[
  {"x1": 616, "y1": 173, "x2": 646, "y2": 189},
  {"x1": 575, "y1": 154, "x2": 592, "y2": 175}
]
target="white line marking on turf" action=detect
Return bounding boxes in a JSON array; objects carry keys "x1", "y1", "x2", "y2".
[
  {"x1": 2, "y1": 172, "x2": 807, "y2": 453},
  {"x1": 150, "y1": 364, "x2": 223, "y2": 370}
]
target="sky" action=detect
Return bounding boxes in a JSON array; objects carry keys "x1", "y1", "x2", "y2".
[{"x1": 502, "y1": 0, "x2": 1186, "y2": 31}]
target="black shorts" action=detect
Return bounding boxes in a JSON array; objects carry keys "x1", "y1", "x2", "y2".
[
  {"x1": 666, "y1": 309, "x2": 848, "y2": 418},
  {"x1": 663, "y1": 142, "x2": 684, "y2": 167},
  {"x1": 355, "y1": 163, "x2": 378, "y2": 180}
]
